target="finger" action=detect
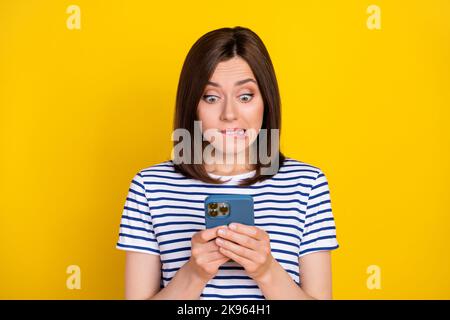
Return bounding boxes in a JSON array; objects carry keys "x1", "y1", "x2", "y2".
[
  {"x1": 228, "y1": 223, "x2": 265, "y2": 240},
  {"x1": 217, "y1": 227, "x2": 259, "y2": 250},
  {"x1": 216, "y1": 237, "x2": 260, "y2": 262},
  {"x1": 201, "y1": 250, "x2": 228, "y2": 263},
  {"x1": 219, "y1": 246, "x2": 254, "y2": 268},
  {"x1": 210, "y1": 256, "x2": 230, "y2": 266},
  {"x1": 191, "y1": 238, "x2": 221, "y2": 257},
  {"x1": 202, "y1": 239, "x2": 222, "y2": 253},
  {"x1": 194, "y1": 226, "x2": 223, "y2": 244}
]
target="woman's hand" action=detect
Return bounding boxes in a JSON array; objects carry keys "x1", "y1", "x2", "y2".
[
  {"x1": 187, "y1": 226, "x2": 230, "y2": 283},
  {"x1": 215, "y1": 223, "x2": 276, "y2": 283}
]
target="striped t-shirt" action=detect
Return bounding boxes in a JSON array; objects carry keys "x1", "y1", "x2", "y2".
[{"x1": 116, "y1": 157, "x2": 339, "y2": 299}]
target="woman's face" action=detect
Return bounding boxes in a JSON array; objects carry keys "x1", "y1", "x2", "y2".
[{"x1": 197, "y1": 56, "x2": 264, "y2": 156}]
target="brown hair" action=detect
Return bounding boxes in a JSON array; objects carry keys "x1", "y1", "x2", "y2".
[{"x1": 172, "y1": 26, "x2": 285, "y2": 186}]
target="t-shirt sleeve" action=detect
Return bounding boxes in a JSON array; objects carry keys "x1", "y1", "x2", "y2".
[
  {"x1": 299, "y1": 168, "x2": 339, "y2": 257},
  {"x1": 116, "y1": 171, "x2": 160, "y2": 256}
]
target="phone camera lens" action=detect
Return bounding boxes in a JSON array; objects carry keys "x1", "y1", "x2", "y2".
[
  {"x1": 209, "y1": 210, "x2": 218, "y2": 217},
  {"x1": 208, "y1": 203, "x2": 218, "y2": 209}
]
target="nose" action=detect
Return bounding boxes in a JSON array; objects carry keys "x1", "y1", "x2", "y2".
[{"x1": 220, "y1": 97, "x2": 238, "y2": 121}]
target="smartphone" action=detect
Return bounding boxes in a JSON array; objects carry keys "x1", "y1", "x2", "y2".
[{"x1": 204, "y1": 194, "x2": 254, "y2": 229}]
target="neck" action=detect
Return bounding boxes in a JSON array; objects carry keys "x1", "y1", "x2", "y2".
[{"x1": 204, "y1": 148, "x2": 255, "y2": 176}]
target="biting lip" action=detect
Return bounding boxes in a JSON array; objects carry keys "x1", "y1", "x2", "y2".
[
  {"x1": 217, "y1": 128, "x2": 247, "y2": 137},
  {"x1": 218, "y1": 128, "x2": 247, "y2": 133}
]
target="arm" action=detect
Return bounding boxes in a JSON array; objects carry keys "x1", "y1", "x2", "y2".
[
  {"x1": 124, "y1": 251, "x2": 161, "y2": 299},
  {"x1": 124, "y1": 251, "x2": 209, "y2": 300},
  {"x1": 256, "y1": 251, "x2": 333, "y2": 300},
  {"x1": 118, "y1": 170, "x2": 235, "y2": 299},
  {"x1": 124, "y1": 226, "x2": 228, "y2": 300},
  {"x1": 215, "y1": 223, "x2": 335, "y2": 300}
]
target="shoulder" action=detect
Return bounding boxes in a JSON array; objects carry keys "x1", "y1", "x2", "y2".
[
  {"x1": 127, "y1": 160, "x2": 183, "y2": 192},
  {"x1": 282, "y1": 157, "x2": 333, "y2": 202},
  {"x1": 278, "y1": 157, "x2": 331, "y2": 191},
  {"x1": 138, "y1": 159, "x2": 176, "y2": 175},
  {"x1": 134, "y1": 160, "x2": 187, "y2": 186},
  {"x1": 279, "y1": 157, "x2": 332, "y2": 206},
  {"x1": 281, "y1": 156, "x2": 324, "y2": 177},
  {"x1": 126, "y1": 160, "x2": 177, "y2": 184}
]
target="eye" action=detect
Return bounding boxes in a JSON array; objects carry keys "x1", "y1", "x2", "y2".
[
  {"x1": 239, "y1": 93, "x2": 254, "y2": 103},
  {"x1": 202, "y1": 95, "x2": 220, "y2": 104}
]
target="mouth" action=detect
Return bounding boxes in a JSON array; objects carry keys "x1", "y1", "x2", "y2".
[{"x1": 218, "y1": 128, "x2": 247, "y2": 138}]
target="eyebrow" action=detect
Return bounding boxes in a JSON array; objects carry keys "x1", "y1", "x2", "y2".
[{"x1": 206, "y1": 78, "x2": 257, "y2": 87}]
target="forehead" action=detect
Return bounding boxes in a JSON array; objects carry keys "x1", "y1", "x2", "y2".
[{"x1": 210, "y1": 56, "x2": 255, "y2": 82}]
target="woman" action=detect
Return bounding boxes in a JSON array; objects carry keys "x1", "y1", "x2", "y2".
[{"x1": 116, "y1": 26, "x2": 339, "y2": 300}]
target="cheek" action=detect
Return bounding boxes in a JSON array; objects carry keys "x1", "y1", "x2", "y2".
[
  {"x1": 242, "y1": 100, "x2": 264, "y2": 129},
  {"x1": 197, "y1": 103, "x2": 218, "y2": 128}
]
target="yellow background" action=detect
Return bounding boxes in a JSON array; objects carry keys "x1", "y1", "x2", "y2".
[{"x1": 1, "y1": 0, "x2": 449, "y2": 299}]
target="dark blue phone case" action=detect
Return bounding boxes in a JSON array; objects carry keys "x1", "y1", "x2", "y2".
[{"x1": 204, "y1": 194, "x2": 254, "y2": 229}]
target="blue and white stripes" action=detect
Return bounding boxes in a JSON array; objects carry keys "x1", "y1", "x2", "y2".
[{"x1": 116, "y1": 158, "x2": 339, "y2": 299}]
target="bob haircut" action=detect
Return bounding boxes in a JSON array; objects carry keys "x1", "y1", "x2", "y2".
[{"x1": 172, "y1": 26, "x2": 286, "y2": 186}]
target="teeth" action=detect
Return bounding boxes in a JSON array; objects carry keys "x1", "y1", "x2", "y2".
[{"x1": 223, "y1": 129, "x2": 246, "y2": 136}]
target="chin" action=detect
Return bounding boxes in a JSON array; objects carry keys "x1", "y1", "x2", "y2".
[{"x1": 213, "y1": 141, "x2": 249, "y2": 154}]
